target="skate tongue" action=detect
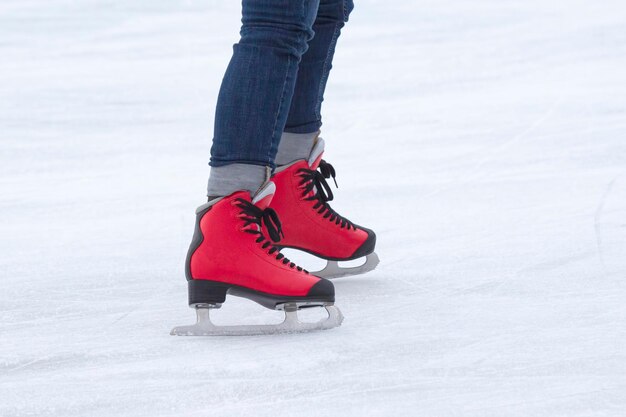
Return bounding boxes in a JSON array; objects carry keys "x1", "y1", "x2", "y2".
[
  {"x1": 252, "y1": 181, "x2": 275, "y2": 209},
  {"x1": 307, "y1": 137, "x2": 325, "y2": 169}
]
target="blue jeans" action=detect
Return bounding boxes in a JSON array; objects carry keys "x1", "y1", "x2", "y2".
[{"x1": 209, "y1": 0, "x2": 354, "y2": 168}]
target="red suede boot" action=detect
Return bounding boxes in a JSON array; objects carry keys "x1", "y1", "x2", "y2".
[
  {"x1": 269, "y1": 138, "x2": 379, "y2": 278},
  {"x1": 171, "y1": 181, "x2": 343, "y2": 336}
]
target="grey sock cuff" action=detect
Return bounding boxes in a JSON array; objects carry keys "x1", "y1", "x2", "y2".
[
  {"x1": 207, "y1": 163, "x2": 269, "y2": 198},
  {"x1": 275, "y1": 131, "x2": 319, "y2": 166}
]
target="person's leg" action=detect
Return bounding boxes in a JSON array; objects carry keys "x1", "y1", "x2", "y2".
[
  {"x1": 178, "y1": 1, "x2": 343, "y2": 336},
  {"x1": 207, "y1": 0, "x2": 321, "y2": 197},
  {"x1": 268, "y1": 1, "x2": 378, "y2": 279},
  {"x1": 275, "y1": 0, "x2": 354, "y2": 166}
]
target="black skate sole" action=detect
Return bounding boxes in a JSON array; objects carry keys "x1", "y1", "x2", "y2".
[{"x1": 188, "y1": 279, "x2": 334, "y2": 310}]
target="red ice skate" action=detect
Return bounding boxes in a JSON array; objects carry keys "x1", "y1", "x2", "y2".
[
  {"x1": 268, "y1": 138, "x2": 379, "y2": 279},
  {"x1": 171, "y1": 181, "x2": 343, "y2": 336}
]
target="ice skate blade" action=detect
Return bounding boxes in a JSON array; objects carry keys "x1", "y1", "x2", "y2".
[
  {"x1": 313, "y1": 252, "x2": 380, "y2": 279},
  {"x1": 170, "y1": 305, "x2": 343, "y2": 336}
]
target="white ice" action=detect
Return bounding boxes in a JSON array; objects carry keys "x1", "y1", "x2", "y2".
[{"x1": 1, "y1": 1, "x2": 626, "y2": 416}]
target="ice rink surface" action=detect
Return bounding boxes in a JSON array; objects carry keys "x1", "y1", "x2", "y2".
[{"x1": 1, "y1": 1, "x2": 626, "y2": 416}]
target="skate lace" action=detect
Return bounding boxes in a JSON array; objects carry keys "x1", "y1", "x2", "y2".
[
  {"x1": 235, "y1": 198, "x2": 308, "y2": 273},
  {"x1": 297, "y1": 159, "x2": 356, "y2": 230}
]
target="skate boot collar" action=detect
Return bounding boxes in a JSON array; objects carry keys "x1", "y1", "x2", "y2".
[
  {"x1": 307, "y1": 137, "x2": 325, "y2": 169},
  {"x1": 196, "y1": 190, "x2": 251, "y2": 214},
  {"x1": 195, "y1": 195, "x2": 225, "y2": 214},
  {"x1": 251, "y1": 181, "x2": 276, "y2": 209}
]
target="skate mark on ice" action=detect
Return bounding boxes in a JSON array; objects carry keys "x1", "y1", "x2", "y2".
[
  {"x1": 108, "y1": 283, "x2": 180, "y2": 327},
  {"x1": 461, "y1": 388, "x2": 606, "y2": 414},
  {"x1": 593, "y1": 171, "x2": 624, "y2": 277},
  {"x1": 3, "y1": 352, "x2": 96, "y2": 374},
  {"x1": 464, "y1": 96, "x2": 564, "y2": 177},
  {"x1": 419, "y1": 95, "x2": 565, "y2": 201},
  {"x1": 209, "y1": 378, "x2": 428, "y2": 412},
  {"x1": 487, "y1": 250, "x2": 596, "y2": 296},
  {"x1": 4, "y1": 357, "x2": 47, "y2": 374}
]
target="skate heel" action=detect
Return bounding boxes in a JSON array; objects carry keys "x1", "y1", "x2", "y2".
[{"x1": 188, "y1": 279, "x2": 230, "y2": 307}]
